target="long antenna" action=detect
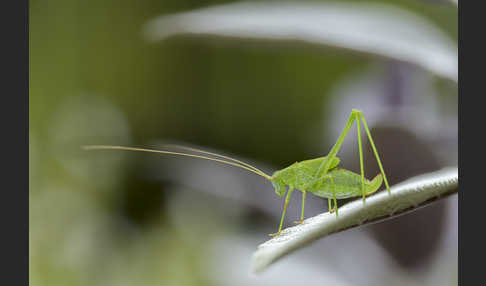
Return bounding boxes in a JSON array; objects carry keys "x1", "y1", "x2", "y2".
[
  {"x1": 82, "y1": 145, "x2": 273, "y2": 181},
  {"x1": 162, "y1": 144, "x2": 269, "y2": 178}
]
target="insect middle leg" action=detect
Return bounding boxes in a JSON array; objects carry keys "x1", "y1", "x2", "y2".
[
  {"x1": 325, "y1": 177, "x2": 338, "y2": 216},
  {"x1": 310, "y1": 175, "x2": 339, "y2": 216},
  {"x1": 294, "y1": 190, "x2": 306, "y2": 225},
  {"x1": 270, "y1": 187, "x2": 294, "y2": 237},
  {"x1": 332, "y1": 180, "x2": 338, "y2": 216}
]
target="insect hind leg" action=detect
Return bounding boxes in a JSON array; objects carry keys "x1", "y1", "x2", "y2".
[
  {"x1": 312, "y1": 110, "x2": 357, "y2": 183},
  {"x1": 356, "y1": 111, "x2": 366, "y2": 203},
  {"x1": 358, "y1": 111, "x2": 391, "y2": 195}
]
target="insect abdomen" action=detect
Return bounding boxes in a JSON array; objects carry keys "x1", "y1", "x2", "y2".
[{"x1": 310, "y1": 169, "x2": 383, "y2": 199}]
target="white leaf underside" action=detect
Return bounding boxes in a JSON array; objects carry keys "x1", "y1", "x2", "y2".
[
  {"x1": 251, "y1": 167, "x2": 458, "y2": 273},
  {"x1": 144, "y1": 2, "x2": 457, "y2": 82}
]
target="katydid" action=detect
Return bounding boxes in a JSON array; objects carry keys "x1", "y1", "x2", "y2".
[{"x1": 84, "y1": 109, "x2": 390, "y2": 237}]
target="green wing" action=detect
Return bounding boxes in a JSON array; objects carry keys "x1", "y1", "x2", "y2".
[
  {"x1": 299, "y1": 156, "x2": 340, "y2": 172},
  {"x1": 292, "y1": 156, "x2": 340, "y2": 190},
  {"x1": 272, "y1": 156, "x2": 341, "y2": 191}
]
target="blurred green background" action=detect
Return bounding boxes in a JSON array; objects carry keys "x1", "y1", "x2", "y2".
[{"x1": 30, "y1": 0, "x2": 457, "y2": 285}]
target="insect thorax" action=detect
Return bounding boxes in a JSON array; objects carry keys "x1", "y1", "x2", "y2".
[{"x1": 271, "y1": 170, "x2": 288, "y2": 197}]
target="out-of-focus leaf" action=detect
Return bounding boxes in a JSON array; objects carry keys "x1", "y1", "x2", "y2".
[
  {"x1": 143, "y1": 2, "x2": 457, "y2": 82},
  {"x1": 251, "y1": 167, "x2": 458, "y2": 273}
]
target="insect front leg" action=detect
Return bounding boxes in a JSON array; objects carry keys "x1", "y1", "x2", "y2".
[{"x1": 270, "y1": 187, "x2": 294, "y2": 237}]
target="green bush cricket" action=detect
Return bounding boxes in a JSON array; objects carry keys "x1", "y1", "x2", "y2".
[{"x1": 84, "y1": 109, "x2": 390, "y2": 237}]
